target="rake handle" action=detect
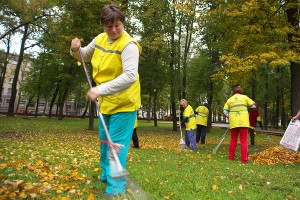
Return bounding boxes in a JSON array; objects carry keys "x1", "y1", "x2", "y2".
[{"x1": 78, "y1": 48, "x2": 113, "y2": 145}]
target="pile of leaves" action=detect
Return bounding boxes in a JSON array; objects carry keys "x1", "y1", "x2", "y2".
[{"x1": 250, "y1": 146, "x2": 300, "y2": 165}]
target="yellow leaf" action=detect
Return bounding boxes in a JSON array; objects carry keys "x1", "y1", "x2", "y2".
[
  {"x1": 29, "y1": 193, "x2": 37, "y2": 198},
  {"x1": 212, "y1": 184, "x2": 218, "y2": 190},
  {"x1": 239, "y1": 185, "x2": 243, "y2": 190},
  {"x1": 19, "y1": 191, "x2": 27, "y2": 198},
  {"x1": 145, "y1": 178, "x2": 150, "y2": 183},
  {"x1": 93, "y1": 168, "x2": 99, "y2": 172},
  {"x1": 87, "y1": 193, "x2": 95, "y2": 200},
  {"x1": 0, "y1": 163, "x2": 7, "y2": 169},
  {"x1": 69, "y1": 189, "x2": 77, "y2": 194},
  {"x1": 36, "y1": 159, "x2": 43, "y2": 166}
]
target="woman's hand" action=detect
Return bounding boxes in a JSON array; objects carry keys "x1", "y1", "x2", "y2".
[
  {"x1": 70, "y1": 37, "x2": 81, "y2": 53},
  {"x1": 86, "y1": 87, "x2": 101, "y2": 101}
]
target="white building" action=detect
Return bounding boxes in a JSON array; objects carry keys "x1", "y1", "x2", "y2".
[{"x1": 0, "y1": 53, "x2": 77, "y2": 115}]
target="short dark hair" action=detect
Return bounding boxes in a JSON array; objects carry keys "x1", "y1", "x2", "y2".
[
  {"x1": 233, "y1": 85, "x2": 243, "y2": 94},
  {"x1": 100, "y1": 4, "x2": 125, "y2": 26}
]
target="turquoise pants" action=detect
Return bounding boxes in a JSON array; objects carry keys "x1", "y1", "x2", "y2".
[{"x1": 98, "y1": 111, "x2": 137, "y2": 194}]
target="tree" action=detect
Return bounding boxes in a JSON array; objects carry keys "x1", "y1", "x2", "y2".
[
  {"x1": 132, "y1": 0, "x2": 170, "y2": 126},
  {"x1": 0, "y1": 37, "x2": 11, "y2": 102},
  {"x1": 200, "y1": 0, "x2": 299, "y2": 126},
  {"x1": 1, "y1": 0, "x2": 58, "y2": 115},
  {"x1": 285, "y1": 0, "x2": 300, "y2": 116}
]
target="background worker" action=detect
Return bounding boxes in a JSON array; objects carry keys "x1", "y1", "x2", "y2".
[
  {"x1": 180, "y1": 99, "x2": 197, "y2": 151},
  {"x1": 195, "y1": 103, "x2": 209, "y2": 144},
  {"x1": 132, "y1": 118, "x2": 139, "y2": 148},
  {"x1": 248, "y1": 106, "x2": 263, "y2": 146},
  {"x1": 70, "y1": 4, "x2": 142, "y2": 198},
  {"x1": 223, "y1": 85, "x2": 256, "y2": 163}
]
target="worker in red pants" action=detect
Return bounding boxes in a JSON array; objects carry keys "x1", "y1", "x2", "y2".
[{"x1": 223, "y1": 85, "x2": 256, "y2": 163}]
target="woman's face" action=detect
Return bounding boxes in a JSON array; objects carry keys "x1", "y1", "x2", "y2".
[{"x1": 103, "y1": 20, "x2": 124, "y2": 40}]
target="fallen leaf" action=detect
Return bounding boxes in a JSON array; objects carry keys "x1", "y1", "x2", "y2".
[
  {"x1": 87, "y1": 193, "x2": 95, "y2": 200},
  {"x1": 212, "y1": 184, "x2": 218, "y2": 190}
]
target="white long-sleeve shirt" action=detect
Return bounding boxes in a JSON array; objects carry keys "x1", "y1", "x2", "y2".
[{"x1": 71, "y1": 36, "x2": 140, "y2": 96}]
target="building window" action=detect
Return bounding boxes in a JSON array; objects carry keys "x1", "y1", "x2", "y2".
[
  {"x1": 7, "y1": 88, "x2": 11, "y2": 95},
  {"x1": 19, "y1": 100, "x2": 26, "y2": 107},
  {"x1": 6, "y1": 99, "x2": 10, "y2": 104},
  {"x1": 9, "y1": 77, "x2": 14, "y2": 83}
]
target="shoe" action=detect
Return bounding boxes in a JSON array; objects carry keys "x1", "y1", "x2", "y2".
[
  {"x1": 100, "y1": 179, "x2": 107, "y2": 183},
  {"x1": 242, "y1": 160, "x2": 252, "y2": 164}
]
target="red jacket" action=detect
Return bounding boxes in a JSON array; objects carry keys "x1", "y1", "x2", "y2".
[{"x1": 249, "y1": 110, "x2": 260, "y2": 127}]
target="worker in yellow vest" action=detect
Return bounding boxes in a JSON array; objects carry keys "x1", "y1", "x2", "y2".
[
  {"x1": 195, "y1": 103, "x2": 209, "y2": 144},
  {"x1": 180, "y1": 99, "x2": 197, "y2": 151},
  {"x1": 70, "y1": 4, "x2": 141, "y2": 198},
  {"x1": 223, "y1": 85, "x2": 256, "y2": 163}
]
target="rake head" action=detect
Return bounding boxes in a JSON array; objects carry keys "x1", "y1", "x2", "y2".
[
  {"x1": 109, "y1": 148, "x2": 128, "y2": 178},
  {"x1": 179, "y1": 138, "x2": 185, "y2": 145}
]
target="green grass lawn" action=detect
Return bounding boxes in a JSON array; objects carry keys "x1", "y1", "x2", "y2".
[{"x1": 0, "y1": 115, "x2": 299, "y2": 200}]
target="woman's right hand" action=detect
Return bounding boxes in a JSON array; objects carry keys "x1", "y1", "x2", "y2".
[{"x1": 70, "y1": 37, "x2": 81, "y2": 52}]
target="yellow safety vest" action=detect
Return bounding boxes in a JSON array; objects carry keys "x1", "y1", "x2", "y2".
[
  {"x1": 183, "y1": 105, "x2": 196, "y2": 130},
  {"x1": 223, "y1": 94, "x2": 255, "y2": 129},
  {"x1": 195, "y1": 106, "x2": 209, "y2": 126},
  {"x1": 91, "y1": 31, "x2": 142, "y2": 114},
  {"x1": 134, "y1": 117, "x2": 138, "y2": 129}
]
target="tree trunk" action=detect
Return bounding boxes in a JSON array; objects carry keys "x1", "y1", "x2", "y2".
[
  {"x1": 153, "y1": 89, "x2": 157, "y2": 127},
  {"x1": 25, "y1": 96, "x2": 34, "y2": 115},
  {"x1": 48, "y1": 82, "x2": 60, "y2": 118},
  {"x1": 182, "y1": 14, "x2": 194, "y2": 99},
  {"x1": 35, "y1": 96, "x2": 40, "y2": 117},
  {"x1": 251, "y1": 74, "x2": 257, "y2": 100},
  {"x1": 7, "y1": 24, "x2": 29, "y2": 116},
  {"x1": 206, "y1": 80, "x2": 214, "y2": 133},
  {"x1": 286, "y1": 0, "x2": 300, "y2": 115},
  {"x1": 275, "y1": 93, "x2": 280, "y2": 129},
  {"x1": 81, "y1": 100, "x2": 89, "y2": 119},
  {"x1": 0, "y1": 37, "x2": 10, "y2": 101},
  {"x1": 88, "y1": 101, "x2": 95, "y2": 130},
  {"x1": 281, "y1": 91, "x2": 286, "y2": 129},
  {"x1": 147, "y1": 95, "x2": 151, "y2": 122},
  {"x1": 58, "y1": 88, "x2": 68, "y2": 120},
  {"x1": 263, "y1": 81, "x2": 269, "y2": 130},
  {"x1": 170, "y1": 4, "x2": 178, "y2": 131}
]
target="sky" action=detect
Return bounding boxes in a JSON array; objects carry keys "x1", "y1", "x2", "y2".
[{"x1": 0, "y1": 26, "x2": 41, "y2": 56}]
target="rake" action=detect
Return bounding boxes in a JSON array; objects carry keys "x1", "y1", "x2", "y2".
[
  {"x1": 212, "y1": 127, "x2": 229, "y2": 154},
  {"x1": 78, "y1": 48, "x2": 127, "y2": 178},
  {"x1": 178, "y1": 112, "x2": 186, "y2": 148}
]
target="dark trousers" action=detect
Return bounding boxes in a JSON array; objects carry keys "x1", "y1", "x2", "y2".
[
  {"x1": 196, "y1": 124, "x2": 207, "y2": 144},
  {"x1": 248, "y1": 128, "x2": 255, "y2": 145},
  {"x1": 132, "y1": 128, "x2": 139, "y2": 148}
]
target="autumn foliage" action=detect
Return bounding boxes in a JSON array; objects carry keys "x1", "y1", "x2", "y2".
[{"x1": 250, "y1": 146, "x2": 300, "y2": 165}]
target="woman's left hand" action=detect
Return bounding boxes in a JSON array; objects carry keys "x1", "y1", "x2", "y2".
[{"x1": 86, "y1": 87, "x2": 100, "y2": 101}]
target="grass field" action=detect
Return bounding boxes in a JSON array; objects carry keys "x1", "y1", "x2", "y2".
[{"x1": 0, "y1": 115, "x2": 299, "y2": 199}]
